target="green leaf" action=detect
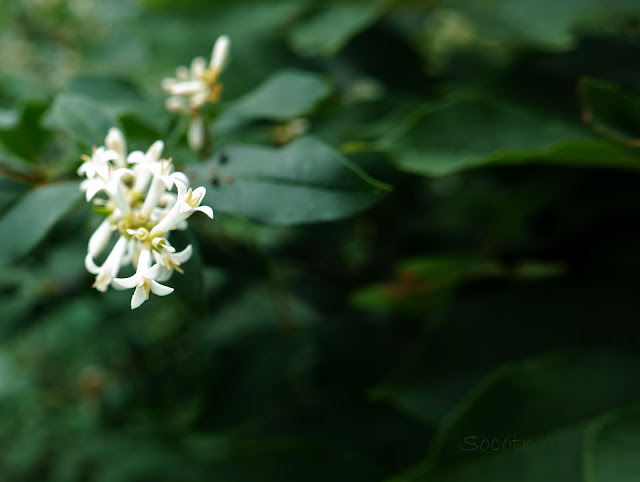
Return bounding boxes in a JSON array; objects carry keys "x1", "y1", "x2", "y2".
[
  {"x1": 0, "y1": 178, "x2": 31, "y2": 213},
  {"x1": 290, "y1": 1, "x2": 389, "y2": 56},
  {"x1": 0, "y1": 109, "x2": 19, "y2": 129},
  {"x1": 65, "y1": 75, "x2": 167, "y2": 133},
  {"x1": 394, "y1": 424, "x2": 587, "y2": 482},
  {"x1": 579, "y1": 76, "x2": 640, "y2": 146},
  {"x1": 395, "y1": 351, "x2": 640, "y2": 481},
  {"x1": 185, "y1": 136, "x2": 391, "y2": 225},
  {"x1": 210, "y1": 438, "x2": 380, "y2": 482},
  {"x1": 448, "y1": 0, "x2": 640, "y2": 49},
  {"x1": 215, "y1": 69, "x2": 331, "y2": 130},
  {"x1": 43, "y1": 92, "x2": 116, "y2": 146},
  {"x1": 351, "y1": 256, "x2": 563, "y2": 313},
  {"x1": 65, "y1": 75, "x2": 143, "y2": 106},
  {"x1": 0, "y1": 181, "x2": 82, "y2": 267},
  {"x1": 384, "y1": 93, "x2": 640, "y2": 176},
  {"x1": 0, "y1": 101, "x2": 50, "y2": 161},
  {"x1": 585, "y1": 406, "x2": 640, "y2": 482},
  {"x1": 351, "y1": 256, "x2": 496, "y2": 314}
]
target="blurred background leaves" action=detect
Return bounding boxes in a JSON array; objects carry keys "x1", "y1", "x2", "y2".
[{"x1": 2, "y1": 0, "x2": 640, "y2": 481}]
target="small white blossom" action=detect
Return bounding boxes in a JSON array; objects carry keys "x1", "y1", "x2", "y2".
[
  {"x1": 105, "y1": 127, "x2": 128, "y2": 167},
  {"x1": 80, "y1": 128, "x2": 213, "y2": 309},
  {"x1": 153, "y1": 244, "x2": 193, "y2": 282},
  {"x1": 112, "y1": 248, "x2": 174, "y2": 310},
  {"x1": 162, "y1": 34, "x2": 230, "y2": 151},
  {"x1": 150, "y1": 181, "x2": 213, "y2": 237},
  {"x1": 77, "y1": 146, "x2": 116, "y2": 180},
  {"x1": 85, "y1": 235, "x2": 128, "y2": 293}
]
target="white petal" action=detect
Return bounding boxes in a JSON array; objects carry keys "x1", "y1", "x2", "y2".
[
  {"x1": 84, "y1": 180, "x2": 104, "y2": 201},
  {"x1": 149, "y1": 280, "x2": 174, "y2": 296},
  {"x1": 127, "y1": 150, "x2": 147, "y2": 164},
  {"x1": 179, "y1": 201, "x2": 192, "y2": 214},
  {"x1": 188, "y1": 116, "x2": 205, "y2": 151},
  {"x1": 195, "y1": 205, "x2": 214, "y2": 219},
  {"x1": 147, "y1": 140, "x2": 164, "y2": 161},
  {"x1": 105, "y1": 128, "x2": 127, "y2": 162},
  {"x1": 170, "y1": 80, "x2": 203, "y2": 96},
  {"x1": 77, "y1": 163, "x2": 92, "y2": 177},
  {"x1": 189, "y1": 89, "x2": 209, "y2": 110},
  {"x1": 137, "y1": 249, "x2": 152, "y2": 271},
  {"x1": 210, "y1": 35, "x2": 230, "y2": 70},
  {"x1": 154, "y1": 265, "x2": 173, "y2": 282},
  {"x1": 165, "y1": 96, "x2": 187, "y2": 113},
  {"x1": 95, "y1": 147, "x2": 120, "y2": 164},
  {"x1": 174, "y1": 178, "x2": 188, "y2": 199},
  {"x1": 85, "y1": 253, "x2": 101, "y2": 274},
  {"x1": 191, "y1": 56, "x2": 207, "y2": 77},
  {"x1": 161, "y1": 77, "x2": 176, "y2": 91},
  {"x1": 192, "y1": 186, "x2": 206, "y2": 201},
  {"x1": 160, "y1": 174, "x2": 175, "y2": 190},
  {"x1": 112, "y1": 275, "x2": 139, "y2": 290},
  {"x1": 88, "y1": 219, "x2": 113, "y2": 256},
  {"x1": 173, "y1": 244, "x2": 193, "y2": 264},
  {"x1": 131, "y1": 286, "x2": 147, "y2": 309},
  {"x1": 171, "y1": 171, "x2": 190, "y2": 188},
  {"x1": 176, "y1": 65, "x2": 190, "y2": 81},
  {"x1": 144, "y1": 264, "x2": 160, "y2": 280}
]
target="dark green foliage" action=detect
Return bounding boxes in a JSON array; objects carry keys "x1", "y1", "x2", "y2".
[{"x1": 2, "y1": 1, "x2": 640, "y2": 481}]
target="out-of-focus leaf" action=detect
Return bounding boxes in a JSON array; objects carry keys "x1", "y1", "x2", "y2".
[
  {"x1": 43, "y1": 93, "x2": 116, "y2": 146},
  {"x1": 290, "y1": 1, "x2": 390, "y2": 56},
  {"x1": 585, "y1": 406, "x2": 640, "y2": 482},
  {"x1": 0, "y1": 178, "x2": 30, "y2": 214},
  {"x1": 65, "y1": 75, "x2": 167, "y2": 132},
  {"x1": 197, "y1": 284, "x2": 319, "y2": 427},
  {"x1": 394, "y1": 424, "x2": 587, "y2": 482},
  {"x1": 579, "y1": 76, "x2": 640, "y2": 146},
  {"x1": 351, "y1": 256, "x2": 494, "y2": 313},
  {"x1": 0, "y1": 181, "x2": 81, "y2": 267},
  {"x1": 186, "y1": 136, "x2": 391, "y2": 225},
  {"x1": 201, "y1": 284, "x2": 317, "y2": 348},
  {"x1": 211, "y1": 438, "x2": 380, "y2": 482},
  {"x1": 0, "y1": 70, "x2": 50, "y2": 105},
  {"x1": 448, "y1": 0, "x2": 640, "y2": 49},
  {"x1": 0, "y1": 101, "x2": 50, "y2": 161},
  {"x1": 352, "y1": 256, "x2": 563, "y2": 313},
  {"x1": 214, "y1": 214, "x2": 296, "y2": 252},
  {"x1": 383, "y1": 93, "x2": 640, "y2": 176},
  {"x1": 215, "y1": 69, "x2": 331, "y2": 130},
  {"x1": 66, "y1": 75, "x2": 143, "y2": 105},
  {"x1": 395, "y1": 351, "x2": 640, "y2": 481},
  {"x1": 0, "y1": 109, "x2": 18, "y2": 129}
]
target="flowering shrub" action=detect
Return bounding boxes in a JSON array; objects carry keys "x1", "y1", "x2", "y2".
[{"x1": 2, "y1": 1, "x2": 640, "y2": 481}]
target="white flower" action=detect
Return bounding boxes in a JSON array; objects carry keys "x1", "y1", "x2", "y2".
[
  {"x1": 153, "y1": 244, "x2": 193, "y2": 282},
  {"x1": 77, "y1": 146, "x2": 116, "y2": 180},
  {"x1": 85, "y1": 235, "x2": 128, "y2": 292},
  {"x1": 162, "y1": 34, "x2": 230, "y2": 151},
  {"x1": 88, "y1": 218, "x2": 114, "y2": 258},
  {"x1": 150, "y1": 180, "x2": 213, "y2": 237},
  {"x1": 105, "y1": 127, "x2": 128, "y2": 168},
  {"x1": 112, "y1": 248, "x2": 174, "y2": 310},
  {"x1": 128, "y1": 139, "x2": 164, "y2": 193},
  {"x1": 79, "y1": 128, "x2": 213, "y2": 309}
]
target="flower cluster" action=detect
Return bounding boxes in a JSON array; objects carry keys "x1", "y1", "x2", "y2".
[
  {"x1": 80, "y1": 128, "x2": 213, "y2": 309},
  {"x1": 162, "y1": 34, "x2": 230, "y2": 151}
]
